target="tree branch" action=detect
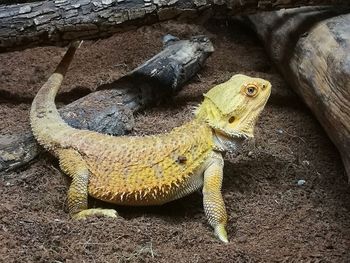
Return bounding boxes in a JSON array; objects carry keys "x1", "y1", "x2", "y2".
[
  {"x1": 247, "y1": 7, "x2": 350, "y2": 181},
  {"x1": 0, "y1": 0, "x2": 349, "y2": 52}
]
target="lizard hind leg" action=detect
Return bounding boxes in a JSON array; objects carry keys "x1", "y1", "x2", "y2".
[{"x1": 58, "y1": 149, "x2": 118, "y2": 219}]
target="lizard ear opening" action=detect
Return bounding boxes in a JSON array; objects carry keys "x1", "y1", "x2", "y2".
[{"x1": 228, "y1": 116, "x2": 235, "y2": 123}]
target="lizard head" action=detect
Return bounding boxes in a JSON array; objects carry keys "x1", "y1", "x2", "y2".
[{"x1": 195, "y1": 74, "x2": 271, "y2": 151}]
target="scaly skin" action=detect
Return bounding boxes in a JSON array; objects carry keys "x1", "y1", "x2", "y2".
[{"x1": 30, "y1": 42, "x2": 271, "y2": 243}]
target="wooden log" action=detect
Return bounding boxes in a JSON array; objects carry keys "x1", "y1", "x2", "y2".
[
  {"x1": 247, "y1": 7, "x2": 350, "y2": 181},
  {"x1": 1, "y1": 0, "x2": 349, "y2": 52},
  {"x1": 0, "y1": 35, "x2": 213, "y2": 173}
]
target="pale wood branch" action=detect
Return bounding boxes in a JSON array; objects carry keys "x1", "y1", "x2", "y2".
[{"x1": 248, "y1": 7, "x2": 350, "y2": 181}]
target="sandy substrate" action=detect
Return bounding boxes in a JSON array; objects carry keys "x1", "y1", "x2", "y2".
[{"x1": 0, "y1": 20, "x2": 349, "y2": 262}]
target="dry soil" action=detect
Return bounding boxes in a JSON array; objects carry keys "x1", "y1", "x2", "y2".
[{"x1": 0, "y1": 20, "x2": 349, "y2": 263}]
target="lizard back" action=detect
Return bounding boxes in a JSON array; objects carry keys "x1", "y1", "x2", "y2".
[{"x1": 67, "y1": 120, "x2": 214, "y2": 205}]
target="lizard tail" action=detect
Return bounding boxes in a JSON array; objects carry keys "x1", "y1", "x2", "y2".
[{"x1": 30, "y1": 41, "x2": 82, "y2": 153}]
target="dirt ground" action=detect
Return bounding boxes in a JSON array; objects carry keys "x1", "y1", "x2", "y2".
[{"x1": 0, "y1": 20, "x2": 349, "y2": 263}]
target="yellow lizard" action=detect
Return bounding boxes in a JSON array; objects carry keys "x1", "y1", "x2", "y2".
[{"x1": 30, "y1": 42, "x2": 271, "y2": 243}]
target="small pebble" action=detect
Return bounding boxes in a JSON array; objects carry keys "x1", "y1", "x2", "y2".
[
  {"x1": 277, "y1": 129, "x2": 283, "y2": 134},
  {"x1": 247, "y1": 151, "x2": 253, "y2": 157},
  {"x1": 297, "y1": 179, "x2": 306, "y2": 186}
]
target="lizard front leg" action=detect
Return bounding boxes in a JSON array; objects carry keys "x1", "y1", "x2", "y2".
[
  {"x1": 203, "y1": 152, "x2": 228, "y2": 243},
  {"x1": 58, "y1": 149, "x2": 117, "y2": 219}
]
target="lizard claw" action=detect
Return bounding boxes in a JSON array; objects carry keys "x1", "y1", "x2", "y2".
[
  {"x1": 214, "y1": 224, "x2": 229, "y2": 243},
  {"x1": 72, "y1": 208, "x2": 118, "y2": 220}
]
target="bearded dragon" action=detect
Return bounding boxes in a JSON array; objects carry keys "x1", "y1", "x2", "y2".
[{"x1": 30, "y1": 42, "x2": 271, "y2": 243}]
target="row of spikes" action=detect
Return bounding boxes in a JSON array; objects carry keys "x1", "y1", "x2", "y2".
[{"x1": 94, "y1": 163, "x2": 203, "y2": 202}]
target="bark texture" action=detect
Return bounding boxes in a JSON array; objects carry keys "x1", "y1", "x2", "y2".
[
  {"x1": 248, "y1": 7, "x2": 350, "y2": 181},
  {"x1": 1, "y1": 0, "x2": 349, "y2": 52},
  {"x1": 0, "y1": 35, "x2": 213, "y2": 173}
]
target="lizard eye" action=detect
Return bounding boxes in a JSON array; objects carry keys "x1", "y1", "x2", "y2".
[{"x1": 245, "y1": 84, "x2": 258, "y2": 97}]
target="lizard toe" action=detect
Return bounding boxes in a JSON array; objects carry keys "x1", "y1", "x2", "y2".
[
  {"x1": 214, "y1": 224, "x2": 229, "y2": 243},
  {"x1": 72, "y1": 208, "x2": 118, "y2": 220}
]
